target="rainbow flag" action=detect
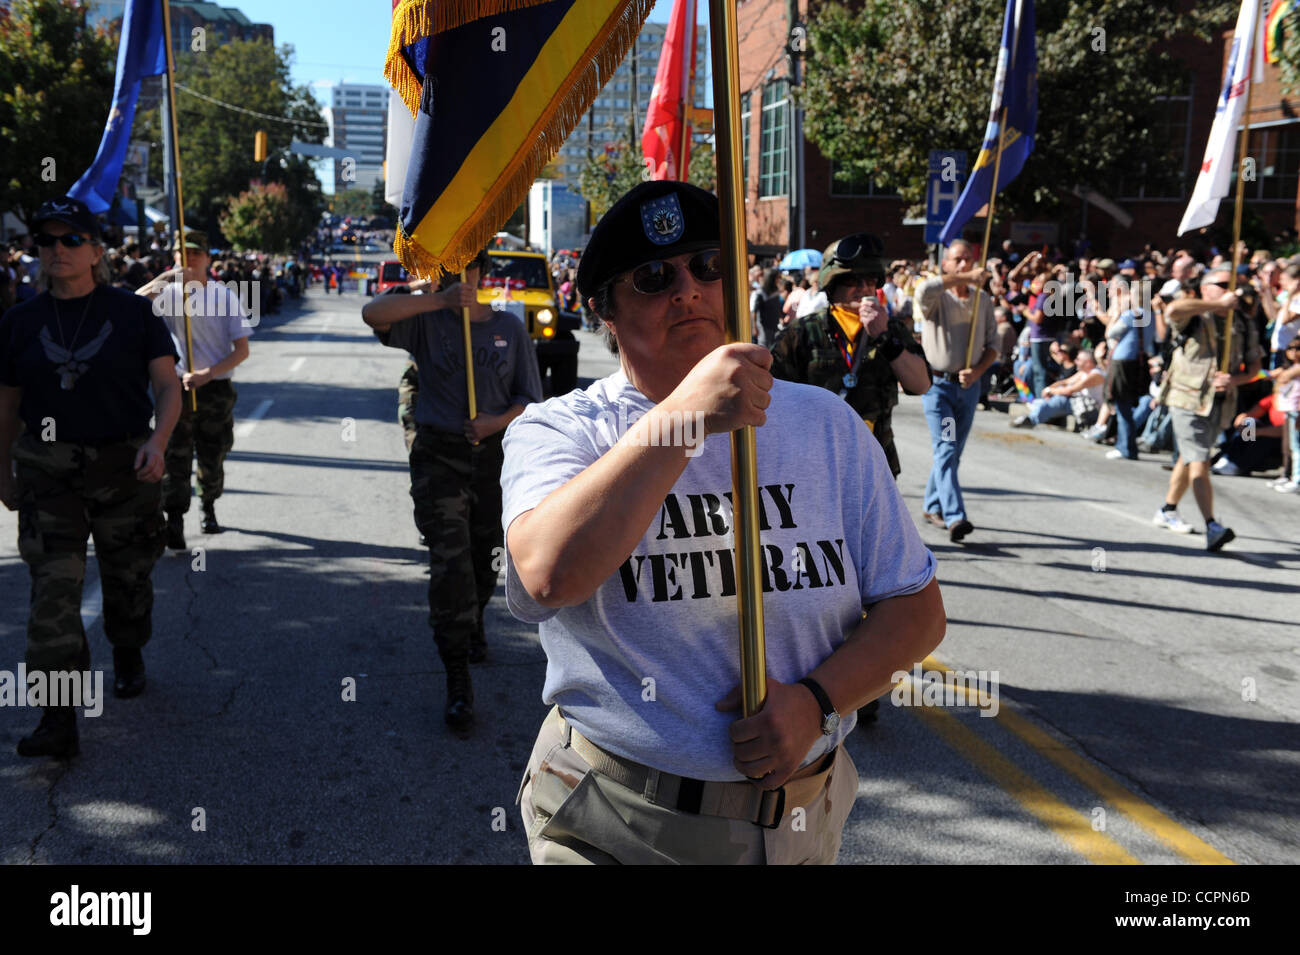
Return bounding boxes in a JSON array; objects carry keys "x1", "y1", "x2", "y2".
[
  {"x1": 1012, "y1": 375, "x2": 1033, "y2": 401},
  {"x1": 385, "y1": 0, "x2": 655, "y2": 280},
  {"x1": 1266, "y1": 0, "x2": 1297, "y2": 63}
]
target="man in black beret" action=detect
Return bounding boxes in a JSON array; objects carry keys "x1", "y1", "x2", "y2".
[{"x1": 499, "y1": 181, "x2": 945, "y2": 864}]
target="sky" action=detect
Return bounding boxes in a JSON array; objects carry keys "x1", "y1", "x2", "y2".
[{"x1": 228, "y1": 0, "x2": 677, "y2": 102}]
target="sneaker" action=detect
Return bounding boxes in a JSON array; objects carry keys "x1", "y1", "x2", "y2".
[
  {"x1": 1211, "y1": 458, "x2": 1240, "y2": 476},
  {"x1": 1105, "y1": 449, "x2": 1130, "y2": 460},
  {"x1": 1153, "y1": 509, "x2": 1194, "y2": 533},
  {"x1": 1206, "y1": 520, "x2": 1235, "y2": 552},
  {"x1": 1083, "y1": 424, "x2": 1107, "y2": 443},
  {"x1": 1011, "y1": 415, "x2": 1035, "y2": 429},
  {"x1": 1276, "y1": 480, "x2": 1300, "y2": 494},
  {"x1": 1266, "y1": 475, "x2": 1291, "y2": 488}
]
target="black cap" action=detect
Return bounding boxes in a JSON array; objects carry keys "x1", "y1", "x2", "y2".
[
  {"x1": 33, "y1": 197, "x2": 101, "y2": 239},
  {"x1": 577, "y1": 181, "x2": 719, "y2": 302}
]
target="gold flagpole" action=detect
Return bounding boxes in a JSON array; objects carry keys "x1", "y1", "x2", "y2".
[
  {"x1": 160, "y1": 0, "x2": 196, "y2": 412},
  {"x1": 1223, "y1": 23, "x2": 1257, "y2": 375},
  {"x1": 709, "y1": 0, "x2": 766, "y2": 717},
  {"x1": 965, "y1": 106, "x2": 1008, "y2": 373},
  {"x1": 678, "y1": 0, "x2": 695, "y2": 181},
  {"x1": 462, "y1": 270, "x2": 478, "y2": 444}
]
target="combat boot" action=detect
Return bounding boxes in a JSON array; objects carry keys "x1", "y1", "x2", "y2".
[
  {"x1": 112, "y1": 647, "x2": 146, "y2": 699},
  {"x1": 444, "y1": 661, "x2": 474, "y2": 731},
  {"x1": 17, "y1": 706, "x2": 79, "y2": 759},
  {"x1": 166, "y1": 511, "x2": 186, "y2": 550},
  {"x1": 200, "y1": 500, "x2": 223, "y2": 534}
]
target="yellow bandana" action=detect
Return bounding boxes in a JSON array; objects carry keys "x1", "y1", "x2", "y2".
[{"x1": 831, "y1": 305, "x2": 862, "y2": 356}]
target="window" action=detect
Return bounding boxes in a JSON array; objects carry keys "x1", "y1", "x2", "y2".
[
  {"x1": 759, "y1": 79, "x2": 789, "y2": 198},
  {"x1": 1241, "y1": 122, "x2": 1300, "y2": 201},
  {"x1": 740, "y1": 91, "x2": 751, "y2": 192},
  {"x1": 828, "y1": 161, "x2": 900, "y2": 197},
  {"x1": 1117, "y1": 94, "x2": 1191, "y2": 200}
]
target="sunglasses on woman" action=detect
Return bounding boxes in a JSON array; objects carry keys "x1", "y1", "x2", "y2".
[
  {"x1": 616, "y1": 249, "x2": 723, "y2": 294},
  {"x1": 34, "y1": 232, "x2": 90, "y2": 248}
]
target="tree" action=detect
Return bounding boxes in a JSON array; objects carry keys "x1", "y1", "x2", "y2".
[
  {"x1": 1275, "y1": 5, "x2": 1300, "y2": 96},
  {"x1": 0, "y1": 0, "x2": 118, "y2": 229},
  {"x1": 219, "y1": 182, "x2": 301, "y2": 253},
  {"x1": 577, "y1": 127, "x2": 648, "y2": 218},
  {"x1": 802, "y1": 0, "x2": 1236, "y2": 226},
  {"x1": 331, "y1": 187, "x2": 372, "y2": 219},
  {"x1": 136, "y1": 38, "x2": 326, "y2": 236},
  {"x1": 370, "y1": 178, "x2": 397, "y2": 223}
]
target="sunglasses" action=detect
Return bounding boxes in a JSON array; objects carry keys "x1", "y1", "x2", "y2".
[
  {"x1": 616, "y1": 249, "x2": 722, "y2": 294},
  {"x1": 34, "y1": 232, "x2": 91, "y2": 248}
]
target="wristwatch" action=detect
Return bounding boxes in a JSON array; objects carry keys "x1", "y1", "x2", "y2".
[{"x1": 798, "y1": 677, "x2": 842, "y2": 736}]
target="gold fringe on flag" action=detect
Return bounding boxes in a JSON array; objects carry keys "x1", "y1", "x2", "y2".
[
  {"x1": 393, "y1": 0, "x2": 656, "y2": 282},
  {"x1": 385, "y1": 0, "x2": 559, "y2": 117}
]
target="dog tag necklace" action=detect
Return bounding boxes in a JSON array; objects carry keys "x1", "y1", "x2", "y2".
[{"x1": 51, "y1": 288, "x2": 96, "y2": 390}]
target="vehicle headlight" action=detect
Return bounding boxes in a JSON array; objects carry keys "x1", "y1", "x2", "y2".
[
  {"x1": 537, "y1": 309, "x2": 554, "y2": 325},
  {"x1": 542, "y1": 326, "x2": 555, "y2": 338}
]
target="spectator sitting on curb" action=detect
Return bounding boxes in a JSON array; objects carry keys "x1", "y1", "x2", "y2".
[{"x1": 1012, "y1": 349, "x2": 1105, "y2": 429}]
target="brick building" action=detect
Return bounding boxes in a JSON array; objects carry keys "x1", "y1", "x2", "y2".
[{"x1": 733, "y1": 0, "x2": 1300, "y2": 261}]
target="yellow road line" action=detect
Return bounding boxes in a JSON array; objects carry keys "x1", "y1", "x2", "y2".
[
  {"x1": 907, "y1": 696, "x2": 1140, "y2": 864},
  {"x1": 919, "y1": 656, "x2": 1236, "y2": 865}
]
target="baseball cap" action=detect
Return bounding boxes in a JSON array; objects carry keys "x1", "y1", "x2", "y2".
[
  {"x1": 1096, "y1": 258, "x2": 1117, "y2": 271},
  {"x1": 33, "y1": 197, "x2": 101, "y2": 239},
  {"x1": 1118, "y1": 258, "x2": 1138, "y2": 271},
  {"x1": 576, "y1": 181, "x2": 720, "y2": 302},
  {"x1": 818, "y1": 233, "x2": 886, "y2": 291}
]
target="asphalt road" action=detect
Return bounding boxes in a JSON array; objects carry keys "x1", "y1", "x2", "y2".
[{"x1": 1, "y1": 285, "x2": 1296, "y2": 864}]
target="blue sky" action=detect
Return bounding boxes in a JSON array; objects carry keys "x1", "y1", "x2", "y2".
[{"x1": 229, "y1": 0, "x2": 677, "y2": 101}]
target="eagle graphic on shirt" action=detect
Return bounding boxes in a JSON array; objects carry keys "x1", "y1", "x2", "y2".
[{"x1": 39, "y1": 320, "x2": 113, "y2": 390}]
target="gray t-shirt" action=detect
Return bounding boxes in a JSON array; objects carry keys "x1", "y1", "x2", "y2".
[
  {"x1": 500, "y1": 370, "x2": 937, "y2": 780},
  {"x1": 378, "y1": 306, "x2": 542, "y2": 432},
  {"x1": 155, "y1": 281, "x2": 252, "y2": 379}
]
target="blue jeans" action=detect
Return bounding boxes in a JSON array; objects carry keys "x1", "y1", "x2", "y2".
[
  {"x1": 1027, "y1": 394, "x2": 1071, "y2": 425},
  {"x1": 1114, "y1": 399, "x2": 1138, "y2": 458},
  {"x1": 1029, "y1": 340, "x2": 1053, "y2": 398},
  {"x1": 923, "y1": 378, "x2": 980, "y2": 525},
  {"x1": 1289, "y1": 412, "x2": 1300, "y2": 481}
]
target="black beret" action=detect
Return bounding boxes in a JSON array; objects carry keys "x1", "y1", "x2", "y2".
[{"x1": 577, "y1": 180, "x2": 720, "y2": 303}]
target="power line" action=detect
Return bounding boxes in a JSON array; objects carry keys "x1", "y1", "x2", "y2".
[{"x1": 174, "y1": 83, "x2": 330, "y2": 129}]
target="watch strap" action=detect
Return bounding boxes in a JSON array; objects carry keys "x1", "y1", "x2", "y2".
[{"x1": 798, "y1": 677, "x2": 837, "y2": 722}]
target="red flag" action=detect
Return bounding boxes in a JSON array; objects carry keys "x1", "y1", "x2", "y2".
[{"x1": 641, "y1": 0, "x2": 697, "y2": 180}]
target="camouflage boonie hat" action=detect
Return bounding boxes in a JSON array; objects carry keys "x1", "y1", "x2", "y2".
[{"x1": 818, "y1": 232, "x2": 887, "y2": 292}]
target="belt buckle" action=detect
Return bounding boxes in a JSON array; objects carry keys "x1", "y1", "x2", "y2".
[{"x1": 757, "y1": 786, "x2": 787, "y2": 829}]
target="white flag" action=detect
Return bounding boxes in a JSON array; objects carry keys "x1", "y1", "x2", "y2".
[
  {"x1": 384, "y1": 92, "x2": 414, "y2": 210},
  {"x1": 1178, "y1": 0, "x2": 1263, "y2": 235}
]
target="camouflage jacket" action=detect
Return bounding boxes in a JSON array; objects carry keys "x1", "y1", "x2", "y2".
[{"x1": 769, "y1": 308, "x2": 929, "y2": 422}]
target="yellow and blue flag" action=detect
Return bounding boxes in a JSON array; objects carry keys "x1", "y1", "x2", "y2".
[
  {"x1": 385, "y1": 0, "x2": 655, "y2": 279},
  {"x1": 939, "y1": 0, "x2": 1036, "y2": 247},
  {"x1": 68, "y1": 0, "x2": 168, "y2": 214}
]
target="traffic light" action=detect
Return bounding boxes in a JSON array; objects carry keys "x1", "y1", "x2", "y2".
[{"x1": 254, "y1": 130, "x2": 267, "y2": 163}]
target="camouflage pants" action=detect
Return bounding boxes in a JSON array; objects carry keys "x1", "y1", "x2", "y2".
[
  {"x1": 409, "y1": 426, "x2": 502, "y2": 664},
  {"x1": 163, "y1": 378, "x2": 237, "y2": 514},
  {"x1": 518, "y1": 707, "x2": 860, "y2": 864},
  {"x1": 864, "y1": 410, "x2": 901, "y2": 480},
  {"x1": 13, "y1": 434, "x2": 166, "y2": 673},
  {"x1": 398, "y1": 360, "x2": 419, "y2": 453}
]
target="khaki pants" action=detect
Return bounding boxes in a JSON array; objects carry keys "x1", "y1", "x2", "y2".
[{"x1": 517, "y1": 707, "x2": 859, "y2": 865}]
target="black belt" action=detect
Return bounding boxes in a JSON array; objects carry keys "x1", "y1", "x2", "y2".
[{"x1": 934, "y1": 371, "x2": 963, "y2": 383}]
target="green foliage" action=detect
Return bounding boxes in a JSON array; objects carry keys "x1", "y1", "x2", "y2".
[
  {"x1": 370, "y1": 177, "x2": 397, "y2": 223},
  {"x1": 0, "y1": 0, "x2": 119, "y2": 228},
  {"x1": 802, "y1": 0, "x2": 1237, "y2": 225},
  {"x1": 331, "y1": 187, "x2": 373, "y2": 219},
  {"x1": 136, "y1": 37, "x2": 325, "y2": 236},
  {"x1": 577, "y1": 129, "x2": 717, "y2": 216},
  {"x1": 1275, "y1": 4, "x2": 1300, "y2": 96},
  {"x1": 219, "y1": 182, "x2": 300, "y2": 253}
]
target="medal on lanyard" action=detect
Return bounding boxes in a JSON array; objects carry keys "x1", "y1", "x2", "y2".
[{"x1": 842, "y1": 372, "x2": 858, "y2": 389}]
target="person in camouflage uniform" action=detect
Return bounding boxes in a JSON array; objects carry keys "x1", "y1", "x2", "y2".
[
  {"x1": 0, "y1": 197, "x2": 181, "y2": 758},
  {"x1": 362, "y1": 250, "x2": 542, "y2": 732},
  {"x1": 398, "y1": 358, "x2": 419, "y2": 453},
  {"x1": 770, "y1": 233, "x2": 932, "y2": 479}
]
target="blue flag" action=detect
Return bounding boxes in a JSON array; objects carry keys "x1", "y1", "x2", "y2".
[
  {"x1": 938, "y1": 0, "x2": 1036, "y2": 247},
  {"x1": 68, "y1": 0, "x2": 168, "y2": 214}
]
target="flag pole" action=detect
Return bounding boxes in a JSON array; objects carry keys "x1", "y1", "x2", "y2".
[
  {"x1": 709, "y1": 0, "x2": 766, "y2": 717},
  {"x1": 965, "y1": 105, "x2": 1008, "y2": 372},
  {"x1": 678, "y1": 0, "x2": 696, "y2": 180},
  {"x1": 462, "y1": 270, "x2": 478, "y2": 444},
  {"x1": 160, "y1": 0, "x2": 196, "y2": 412},
  {"x1": 1223, "y1": 24, "x2": 1258, "y2": 375}
]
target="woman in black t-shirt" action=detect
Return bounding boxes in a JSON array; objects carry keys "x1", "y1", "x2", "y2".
[{"x1": 0, "y1": 196, "x2": 180, "y2": 759}]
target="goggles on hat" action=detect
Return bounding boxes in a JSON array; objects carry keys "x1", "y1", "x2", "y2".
[
  {"x1": 615, "y1": 249, "x2": 722, "y2": 295},
  {"x1": 34, "y1": 232, "x2": 91, "y2": 249},
  {"x1": 827, "y1": 233, "x2": 883, "y2": 270}
]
